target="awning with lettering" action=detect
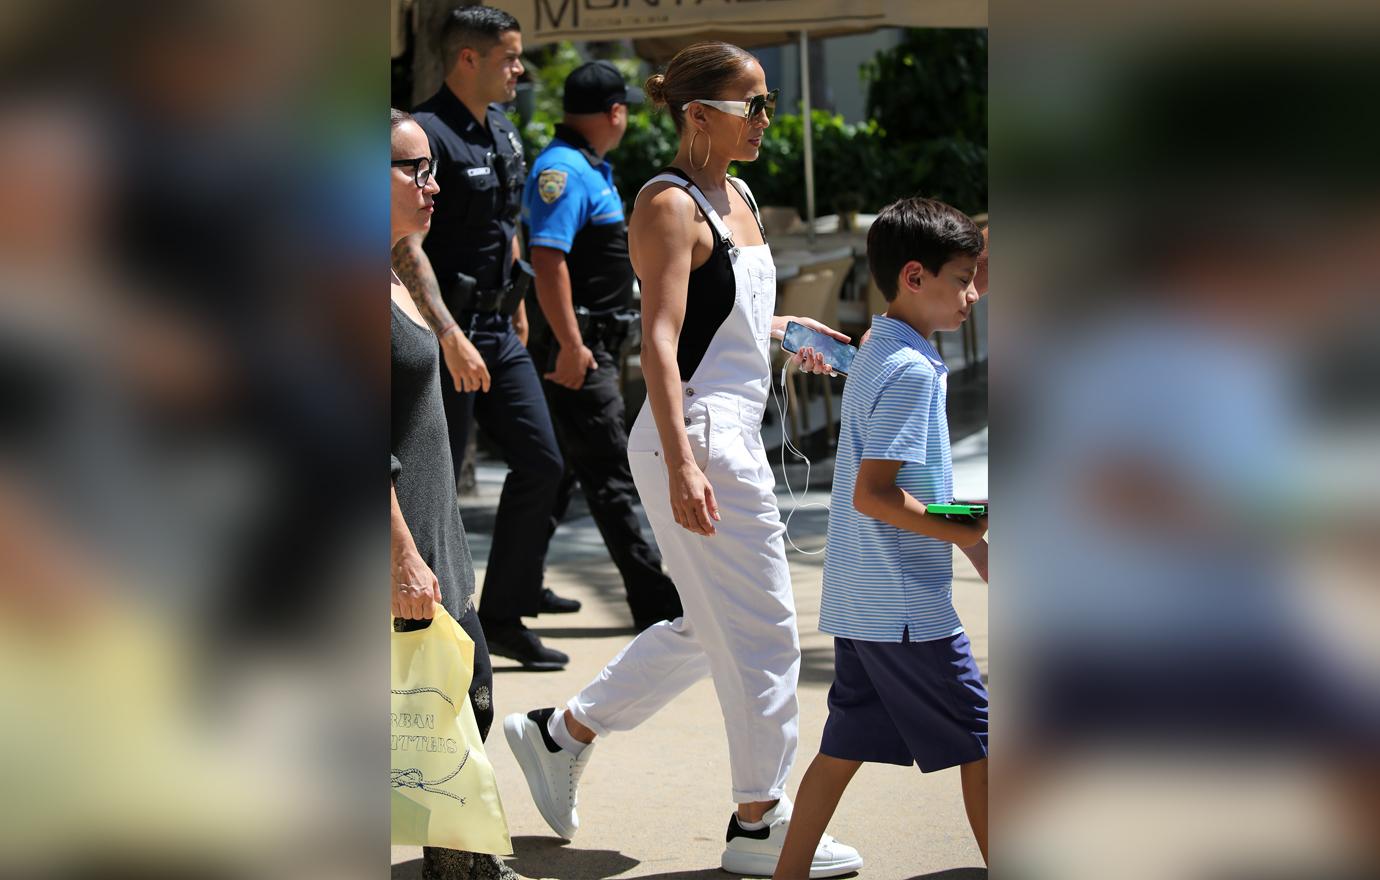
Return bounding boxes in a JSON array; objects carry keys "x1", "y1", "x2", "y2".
[
  {"x1": 482, "y1": 0, "x2": 988, "y2": 241},
  {"x1": 485, "y1": 0, "x2": 985, "y2": 49}
]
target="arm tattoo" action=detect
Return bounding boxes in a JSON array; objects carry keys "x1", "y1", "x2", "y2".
[{"x1": 391, "y1": 235, "x2": 459, "y2": 337}]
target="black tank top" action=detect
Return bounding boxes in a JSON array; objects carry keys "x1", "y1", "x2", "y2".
[{"x1": 645, "y1": 167, "x2": 762, "y2": 382}]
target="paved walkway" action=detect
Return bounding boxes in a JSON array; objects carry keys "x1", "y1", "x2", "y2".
[{"x1": 394, "y1": 429, "x2": 988, "y2": 880}]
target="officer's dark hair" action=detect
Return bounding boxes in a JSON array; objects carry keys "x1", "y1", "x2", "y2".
[
  {"x1": 644, "y1": 41, "x2": 757, "y2": 134},
  {"x1": 868, "y1": 197, "x2": 983, "y2": 302},
  {"x1": 441, "y1": 5, "x2": 521, "y2": 74}
]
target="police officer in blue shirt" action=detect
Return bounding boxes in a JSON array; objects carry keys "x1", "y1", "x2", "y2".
[
  {"x1": 524, "y1": 61, "x2": 683, "y2": 630},
  {"x1": 392, "y1": 6, "x2": 571, "y2": 670}
]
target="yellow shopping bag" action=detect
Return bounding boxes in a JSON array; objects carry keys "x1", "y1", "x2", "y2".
[{"x1": 391, "y1": 604, "x2": 511, "y2": 855}]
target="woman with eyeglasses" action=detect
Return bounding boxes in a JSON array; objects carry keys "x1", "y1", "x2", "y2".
[
  {"x1": 502, "y1": 43, "x2": 862, "y2": 877},
  {"x1": 391, "y1": 108, "x2": 524, "y2": 880}
]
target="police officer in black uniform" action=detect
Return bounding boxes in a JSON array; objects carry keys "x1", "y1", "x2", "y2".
[
  {"x1": 391, "y1": 6, "x2": 570, "y2": 670},
  {"x1": 524, "y1": 62, "x2": 684, "y2": 630}
]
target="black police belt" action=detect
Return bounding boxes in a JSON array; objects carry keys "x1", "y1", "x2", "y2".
[
  {"x1": 449, "y1": 260, "x2": 534, "y2": 321},
  {"x1": 576, "y1": 306, "x2": 641, "y2": 353}
]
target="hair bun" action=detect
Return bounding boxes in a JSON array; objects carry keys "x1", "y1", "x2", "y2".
[{"x1": 644, "y1": 73, "x2": 668, "y2": 107}]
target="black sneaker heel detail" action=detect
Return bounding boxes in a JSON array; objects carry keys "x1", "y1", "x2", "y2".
[
  {"x1": 726, "y1": 813, "x2": 772, "y2": 843},
  {"x1": 528, "y1": 707, "x2": 564, "y2": 754}
]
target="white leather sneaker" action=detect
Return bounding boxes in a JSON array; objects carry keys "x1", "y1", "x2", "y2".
[
  {"x1": 503, "y1": 708, "x2": 594, "y2": 840},
  {"x1": 720, "y1": 795, "x2": 863, "y2": 878}
]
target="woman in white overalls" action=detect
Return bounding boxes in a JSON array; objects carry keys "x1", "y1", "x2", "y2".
[{"x1": 504, "y1": 42, "x2": 863, "y2": 878}]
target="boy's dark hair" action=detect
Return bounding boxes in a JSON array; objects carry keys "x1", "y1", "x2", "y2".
[
  {"x1": 867, "y1": 197, "x2": 983, "y2": 302},
  {"x1": 441, "y1": 5, "x2": 520, "y2": 74}
]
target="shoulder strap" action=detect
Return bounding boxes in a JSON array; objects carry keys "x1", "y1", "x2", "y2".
[
  {"x1": 727, "y1": 176, "x2": 766, "y2": 239},
  {"x1": 638, "y1": 169, "x2": 733, "y2": 245}
]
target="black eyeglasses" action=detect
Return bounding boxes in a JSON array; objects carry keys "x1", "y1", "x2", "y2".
[{"x1": 392, "y1": 156, "x2": 436, "y2": 188}]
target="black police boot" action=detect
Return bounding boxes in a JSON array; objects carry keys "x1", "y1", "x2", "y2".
[
  {"x1": 482, "y1": 619, "x2": 569, "y2": 670},
  {"x1": 538, "y1": 587, "x2": 582, "y2": 614}
]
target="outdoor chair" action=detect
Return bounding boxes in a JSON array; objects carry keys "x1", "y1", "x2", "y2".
[{"x1": 773, "y1": 255, "x2": 854, "y2": 440}]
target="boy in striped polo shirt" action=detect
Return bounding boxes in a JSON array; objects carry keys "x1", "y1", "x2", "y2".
[{"x1": 773, "y1": 198, "x2": 990, "y2": 877}]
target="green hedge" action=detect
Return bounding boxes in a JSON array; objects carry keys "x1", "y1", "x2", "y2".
[
  {"x1": 510, "y1": 43, "x2": 676, "y2": 206},
  {"x1": 731, "y1": 111, "x2": 891, "y2": 216},
  {"x1": 860, "y1": 28, "x2": 988, "y2": 215},
  {"x1": 512, "y1": 31, "x2": 986, "y2": 218}
]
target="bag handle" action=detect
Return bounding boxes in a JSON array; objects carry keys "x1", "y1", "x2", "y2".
[
  {"x1": 392, "y1": 601, "x2": 475, "y2": 679},
  {"x1": 391, "y1": 601, "x2": 464, "y2": 637}
]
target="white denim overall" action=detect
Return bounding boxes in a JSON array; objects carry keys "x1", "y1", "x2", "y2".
[{"x1": 565, "y1": 173, "x2": 800, "y2": 804}]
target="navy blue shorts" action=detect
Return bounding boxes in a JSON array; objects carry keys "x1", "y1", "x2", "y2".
[{"x1": 821, "y1": 630, "x2": 988, "y2": 772}]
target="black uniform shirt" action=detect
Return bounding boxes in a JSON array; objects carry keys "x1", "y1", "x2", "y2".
[{"x1": 412, "y1": 85, "x2": 526, "y2": 297}]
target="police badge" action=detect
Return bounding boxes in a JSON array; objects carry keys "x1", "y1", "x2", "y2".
[{"x1": 538, "y1": 169, "x2": 567, "y2": 204}]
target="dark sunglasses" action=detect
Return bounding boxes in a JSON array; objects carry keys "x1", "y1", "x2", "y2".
[
  {"x1": 392, "y1": 156, "x2": 436, "y2": 188},
  {"x1": 682, "y1": 88, "x2": 778, "y2": 122},
  {"x1": 746, "y1": 89, "x2": 778, "y2": 121}
]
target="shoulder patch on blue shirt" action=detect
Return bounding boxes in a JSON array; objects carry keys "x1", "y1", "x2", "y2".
[{"x1": 537, "y1": 169, "x2": 567, "y2": 204}]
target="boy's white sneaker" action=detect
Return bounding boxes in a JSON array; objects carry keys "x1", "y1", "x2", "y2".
[
  {"x1": 503, "y1": 708, "x2": 594, "y2": 840},
  {"x1": 720, "y1": 795, "x2": 863, "y2": 878}
]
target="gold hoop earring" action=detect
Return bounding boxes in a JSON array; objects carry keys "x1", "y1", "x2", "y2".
[{"x1": 690, "y1": 129, "x2": 711, "y2": 171}]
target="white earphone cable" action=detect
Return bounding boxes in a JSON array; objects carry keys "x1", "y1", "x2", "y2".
[{"x1": 772, "y1": 363, "x2": 828, "y2": 555}]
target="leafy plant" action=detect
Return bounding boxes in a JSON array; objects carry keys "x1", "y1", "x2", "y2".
[
  {"x1": 508, "y1": 43, "x2": 677, "y2": 211},
  {"x1": 733, "y1": 110, "x2": 890, "y2": 216},
  {"x1": 612, "y1": 109, "x2": 679, "y2": 198},
  {"x1": 508, "y1": 41, "x2": 581, "y2": 154},
  {"x1": 861, "y1": 28, "x2": 988, "y2": 214},
  {"x1": 506, "y1": 32, "x2": 987, "y2": 219},
  {"x1": 835, "y1": 190, "x2": 864, "y2": 214}
]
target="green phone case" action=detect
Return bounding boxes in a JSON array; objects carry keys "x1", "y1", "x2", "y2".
[{"x1": 926, "y1": 503, "x2": 987, "y2": 517}]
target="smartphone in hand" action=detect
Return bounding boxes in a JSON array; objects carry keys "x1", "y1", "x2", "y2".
[{"x1": 781, "y1": 320, "x2": 858, "y2": 376}]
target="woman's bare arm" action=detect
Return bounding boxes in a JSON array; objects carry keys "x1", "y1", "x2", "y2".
[
  {"x1": 629, "y1": 185, "x2": 720, "y2": 535},
  {"x1": 629, "y1": 185, "x2": 702, "y2": 469}
]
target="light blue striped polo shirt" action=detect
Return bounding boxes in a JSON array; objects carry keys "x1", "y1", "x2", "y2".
[{"x1": 819, "y1": 314, "x2": 959, "y2": 643}]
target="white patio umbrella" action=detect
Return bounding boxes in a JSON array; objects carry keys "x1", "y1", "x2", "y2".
[{"x1": 482, "y1": 0, "x2": 988, "y2": 243}]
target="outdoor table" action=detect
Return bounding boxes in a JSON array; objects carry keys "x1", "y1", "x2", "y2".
[
  {"x1": 770, "y1": 243, "x2": 865, "y2": 308},
  {"x1": 770, "y1": 231, "x2": 868, "y2": 259},
  {"x1": 768, "y1": 213, "x2": 878, "y2": 257},
  {"x1": 771, "y1": 244, "x2": 855, "y2": 275}
]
